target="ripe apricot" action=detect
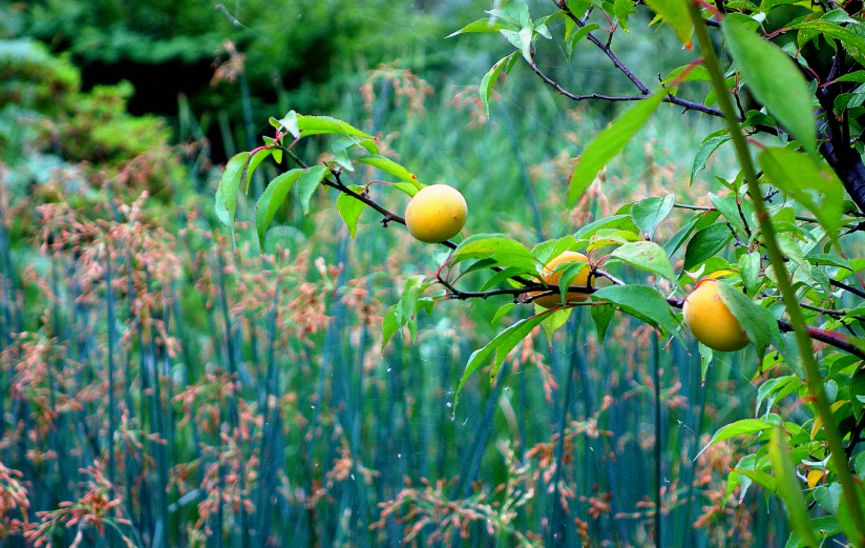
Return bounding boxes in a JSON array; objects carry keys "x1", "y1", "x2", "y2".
[
  {"x1": 404, "y1": 184, "x2": 467, "y2": 243},
  {"x1": 531, "y1": 251, "x2": 591, "y2": 308},
  {"x1": 683, "y1": 279, "x2": 749, "y2": 351}
]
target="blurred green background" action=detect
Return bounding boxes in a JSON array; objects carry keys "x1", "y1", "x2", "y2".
[{"x1": 0, "y1": 1, "x2": 789, "y2": 546}]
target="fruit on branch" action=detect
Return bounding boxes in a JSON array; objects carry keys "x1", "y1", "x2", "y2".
[
  {"x1": 530, "y1": 251, "x2": 591, "y2": 308},
  {"x1": 404, "y1": 184, "x2": 468, "y2": 243},
  {"x1": 683, "y1": 279, "x2": 749, "y2": 351}
]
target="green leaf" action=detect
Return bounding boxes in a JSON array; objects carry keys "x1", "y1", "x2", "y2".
[
  {"x1": 732, "y1": 468, "x2": 776, "y2": 493},
  {"x1": 336, "y1": 186, "x2": 366, "y2": 238},
  {"x1": 699, "y1": 343, "x2": 713, "y2": 385},
  {"x1": 708, "y1": 192, "x2": 746, "y2": 231},
  {"x1": 492, "y1": 303, "x2": 516, "y2": 325},
  {"x1": 613, "y1": 0, "x2": 637, "y2": 31},
  {"x1": 574, "y1": 214, "x2": 636, "y2": 240},
  {"x1": 591, "y1": 304, "x2": 615, "y2": 342},
  {"x1": 295, "y1": 114, "x2": 374, "y2": 140},
  {"x1": 610, "y1": 241, "x2": 677, "y2": 282},
  {"x1": 393, "y1": 182, "x2": 419, "y2": 197},
  {"x1": 244, "y1": 148, "x2": 273, "y2": 193},
  {"x1": 757, "y1": 147, "x2": 845, "y2": 236},
  {"x1": 255, "y1": 169, "x2": 303, "y2": 247},
  {"x1": 722, "y1": 17, "x2": 816, "y2": 155},
  {"x1": 500, "y1": 26, "x2": 534, "y2": 63},
  {"x1": 631, "y1": 194, "x2": 675, "y2": 239},
  {"x1": 769, "y1": 426, "x2": 820, "y2": 547},
  {"x1": 664, "y1": 211, "x2": 707, "y2": 257},
  {"x1": 740, "y1": 251, "x2": 762, "y2": 295},
  {"x1": 644, "y1": 0, "x2": 693, "y2": 47},
  {"x1": 565, "y1": 23, "x2": 600, "y2": 57},
  {"x1": 479, "y1": 52, "x2": 519, "y2": 117},
  {"x1": 697, "y1": 417, "x2": 779, "y2": 459},
  {"x1": 455, "y1": 312, "x2": 551, "y2": 405},
  {"x1": 275, "y1": 111, "x2": 299, "y2": 137},
  {"x1": 813, "y1": 483, "x2": 842, "y2": 515},
  {"x1": 356, "y1": 155, "x2": 423, "y2": 187},
  {"x1": 532, "y1": 236, "x2": 579, "y2": 265},
  {"x1": 717, "y1": 280, "x2": 779, "y2": 352},
  {"x1": 541, "y1": 308, "x2": 572, "y2": 342},
  {"x1": 591, "y1": 284, "x2": 677, "y2": 333},
  {"x1": 446, "y1": 18, "x2": 505, "y2": 38},
  {"x1": 568, "y1": 92, "x2": 665, "y2": 206},
  {"x1": 480, "y1": 266, "x2": 530, "y2": 291},
  {"x1": 683, "y1": 224, "x2": 732, "y2": 270},
  {"x1": 793, "y1": 20, "x2": 865, "y2": 67},
  {"x1": 382, "y1": 305, "x2": 400, "y2": 349},
  {"x1": 396, "y1": 275, "x2": 431, "y2": 342},
  {"x1": 488, "y1": 3, "x2": 531, "y2": 27},
  {"x1": 296, "y1": 165, "x2": 329, "y2": 216},
  {"x1": 452, "y1": 234, "x2": 538, "y2": 273},
  {"x1": 215, "y1": 152, "x2": 251, "y2": 227},
  {"x1": 691, "y1": 130, "x2": 730, "y2": 186}
]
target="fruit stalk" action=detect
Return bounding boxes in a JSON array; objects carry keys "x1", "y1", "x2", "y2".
[{"x1": 685, "y1": 0, "x2": 865, "y2": 539}]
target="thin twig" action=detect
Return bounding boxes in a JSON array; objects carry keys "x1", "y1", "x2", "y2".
[{"x1": 526, "y1": 58, "x2": 725, "y2": 117}]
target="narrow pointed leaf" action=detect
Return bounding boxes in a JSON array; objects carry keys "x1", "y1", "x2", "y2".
[{"x1": 568, "y1": 92, "x2": 664, "y2": 206}]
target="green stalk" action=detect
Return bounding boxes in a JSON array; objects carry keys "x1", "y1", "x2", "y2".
[{"x1": 685, "y1": 2, "x2": 865, "y2": 541}]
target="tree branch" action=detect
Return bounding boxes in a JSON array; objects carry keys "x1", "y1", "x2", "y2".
[{"x1": 526, "y1": 58, "x2": 725, "y2": 117}]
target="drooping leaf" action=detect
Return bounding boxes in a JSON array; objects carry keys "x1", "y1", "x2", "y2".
[
  {"x1": 455, "y1": 312, "x2": 551, "y2": 405},
  {"x1": 357, "y1": 155, "x2": 423, "y2": 187},
  {"x1": 740, "y1": 251, "x2": 762, "y2": 296},
  {"x1": 479, "y1": 52, "x2": 519, "y2": 117},
  {"x1": 768, "y1": 426, "x2": 820, "y2": 547},
  {"x1": 591, "y1": 304, "x2": 615, "y2": 342},
  {"x1": 699, "y1": 343, "x2": 713, "y2": 384},
  {"x1": 255, "y1": 169, "x2": 303, "y2": 247},
  {"x1": 382, "y1": 305, "x2": 400, "y2": 349},
  {"x1": 610, "y1": 241, "x2": 677, "y2": 282},
  {"x1": 492, "y1": 303, "x2": 516, "y2": 325},
  {"x1": 244, "y1": 148, "x2": 274, "y2": 193},
  {"x1": 568, "y1": 92, "x2": 665, "y2": 206},
  {"x1": 691, "y1": 130, "x2": 730, "y2": 186},
  {"x1": 565, "y1": 23, "x2": 600, "y2": 58},
  {"x1": 336, "y1": 185, "x2": 366, "y2": 238},
  {"x1": 696, "y1": 417, "x2": 780, "y2": 459},
  {"x1": 631, "y1": 194, "x2": 675, "y2": 239},
  {"x1": 215, "y1": 152, "x2": 251, "y2": 229},
  {"x1": 722, "y1": 17, "x2": 817, "y2": 155},
  {"x1": 717, "y1": 280, "x2": 779, "y2": 352},
  {"x1": 296, "y1": 165, "x2": 329, "y2": 216},
  {"x1": 591, "y1": 284, "x2": 677, "y2": 333},
  {"x1": 757, "y1": 147, "x2": 845, "y2": 236},
  {"x1": 395, "y1": 275, "x2": 431, "y2": 342},
  {"x1": 644, "y1": 0, "x2": 693, "y2": 47},
  {"x1": 541, "y1": 308, "x2": 572, "y2": 342}
]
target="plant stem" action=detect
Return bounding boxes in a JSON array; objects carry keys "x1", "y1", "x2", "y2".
[{"x1": 686, "y1": 2, "x2": 865, "y2": 541}]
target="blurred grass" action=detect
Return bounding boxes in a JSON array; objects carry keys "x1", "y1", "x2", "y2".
[{"x1": 0, "y1": 7, "x2": 792, "y2": 547}]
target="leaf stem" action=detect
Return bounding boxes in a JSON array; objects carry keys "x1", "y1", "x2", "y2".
[{"x1": 686, "y1": 2, "x2": 865, "y2": 541}]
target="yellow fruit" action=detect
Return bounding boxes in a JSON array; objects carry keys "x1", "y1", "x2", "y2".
[
  {"x1": 683, "y1": 279, "x2": 749, "y2": 351},
  {"x1": 531, "y1": 251, "x2": 591, "y2": 308},
  {"x1": 404, "y1": 184, "x2": 467, "y2": 243}
]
